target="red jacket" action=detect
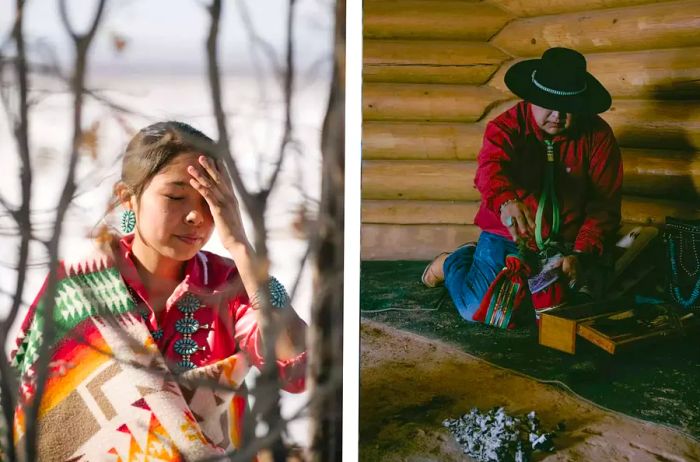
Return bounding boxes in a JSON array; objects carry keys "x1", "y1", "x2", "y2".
[{"x1": 473, "y1": 101, "x2": 623, "y2": 255}]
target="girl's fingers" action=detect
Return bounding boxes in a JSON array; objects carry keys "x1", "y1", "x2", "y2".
[
  {"x1": 198, "y1": 156, "x2": 221, "y2": 184},
  {"x1": 189, "y1": 178, "x2": 211, "y2": 197},
  {"x1": 189, "y1": 178, "x2": 223, "y2": 206},
  {"x1": 215, "y1": 158, "x2": 226, "y2": 174},
  {"x1": 188, "y1": 165, "x2": 214, "y2": 189}
]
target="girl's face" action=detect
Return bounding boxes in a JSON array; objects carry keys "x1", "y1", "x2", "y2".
[{"x1": 127, "y1": 152, "x2": 215, "y2": 262}]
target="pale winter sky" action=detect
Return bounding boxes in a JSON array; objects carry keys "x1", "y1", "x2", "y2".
[{"x1": 0, "y1": 0, "x2": 335, "y2": 78}]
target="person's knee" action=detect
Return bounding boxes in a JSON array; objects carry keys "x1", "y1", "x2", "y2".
[{"x1": 454, "y1": 295, "x2": 482, "y2": 322}]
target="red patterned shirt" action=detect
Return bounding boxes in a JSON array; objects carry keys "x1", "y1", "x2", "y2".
[{"x1": 116, "y1": 234, "x2": 306, "y2": 392}]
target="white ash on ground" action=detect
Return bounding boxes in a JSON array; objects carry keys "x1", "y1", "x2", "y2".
[{"x1": 443, "y1": 407, "x2": 558, "y2": 462}]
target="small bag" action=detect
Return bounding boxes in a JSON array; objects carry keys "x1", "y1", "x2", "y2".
[
  {"x1": 664, "y1": 217, "x2": 700, "y2": 310},
  {"x1": 472, "y1": 254, "x2": 531, "y2": 329}
]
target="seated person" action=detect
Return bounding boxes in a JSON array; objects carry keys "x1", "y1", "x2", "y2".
[{"x1": 422, "y1": 47, "x2": 623, "y2": 323}]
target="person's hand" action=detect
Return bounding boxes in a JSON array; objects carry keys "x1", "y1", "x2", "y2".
[
  {"x1": 500, "y1": 200, "x2": 535, "y2": 241},
  {"x1": 187, "y1": 155, "x2": 250, "y2": 250},
  {"x1": 556, "y1": 254, "x2": 581, "y2": 286}
]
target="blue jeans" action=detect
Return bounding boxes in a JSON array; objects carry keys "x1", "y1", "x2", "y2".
[{"x1": 443, "y1": 231, "x2": 518, "y2": 322}]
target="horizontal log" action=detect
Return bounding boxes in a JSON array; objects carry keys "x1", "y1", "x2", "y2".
[
  {"x1": 361, "y1": 223, "x2": 482, "y2": 260},
  {"x1": 363, "y1": 121, "x2": 485, "y2": 160},
  {"x1": 363, "y1": 200, "x2": 480, "y2": 225},
  {"x1": 486, "y1": 0, "x2": 670, "y2": 17},
  {"x1": 622, "y1": 148, "x2": 700, "y2": 199},
  {"x1": 363, "y1": 40, "x2": 508, "y2": 85},
  {"x1": 488, "y1": 47, "x2": 700, "y2": 100},
  {"x1": 363, "y1": 83, "x2": 509, "y2": 122},
  {"x1": 364, "y1": 1, "x2": 512, "y2": 41},
  {"x1": 362, "y1": 160, "x2": 479, "y2": 201},
  {"x1": 363, "y1": 197, "x2": 700, "y2": 226},
  {"x1": 491, "y1": 0, "x2": 700, "y2": 56},
  {"x1": 622, "y1": 196, "x2": 700, "y2": 224},
  {"x1": 602, "y1": 99, "x2": 700, "y2": 151},
  {"x1": 361, "y1": 100, "x2": 559, "y2": 160},
  {"x1": 363, "y1": 149, "x2": 700, "y2": 201},
  {"x1": 362, "y1": 102, "x2": 700, "y2": 160}
]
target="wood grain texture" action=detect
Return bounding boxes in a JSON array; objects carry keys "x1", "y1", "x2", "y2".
[
  {"x1": 362, "y1": 197, "x2": 700, "y2": 226},
  {"x1": 364, "y1": 1, "x2": 513, "y2": 40},
  {"x1": 362, "y1": 160, "x2": 479, "y2": 201},
  {"x1": 362, "y1": 149, "x2": 700, "y2": 202},
  {"x1": 361, "y1": 223, "x2": 482, "y2": 260},
  {"x1": 488, "y1": 47, "x2": 700, "y2": 100},
  {"x1": 364, "y1": 40, "x2": 508, "y2": 85},
  {"x1": 491, "y1": 0, "x2": 700, "y2": 56},
  {"x1": 487, "y1": 0, "x2": 670, "y2": 18},
  {"x1": 621, "y1": 196, "x2": 700, "y2": 225},
  {"x1": 363, "y1": 121, "x2": 485, "y2": 160},
  {"x1": 622, "y1": 148, "x2": 700, "y2": 199},
  {"x1": 363, "y1": 200, "x2": 480, "y2": 225},
  {"x1": 602, "y1": 99, "x2": 700, "y2": 151},
  {"x1": 363, "y1": 83, "x2": 509, "y2": 122}
]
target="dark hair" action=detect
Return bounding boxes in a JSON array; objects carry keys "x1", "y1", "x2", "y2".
[
  {"x1": 120, "y1": 121, "x2": 217, "y2": 199},
  {"x1": 94, "y1": 121, "x2": 217, "y2": 245}
]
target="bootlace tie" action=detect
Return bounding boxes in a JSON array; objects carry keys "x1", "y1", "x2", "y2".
[{"x1": 535, "y1": 139, "x2": 560, "y2": 251}]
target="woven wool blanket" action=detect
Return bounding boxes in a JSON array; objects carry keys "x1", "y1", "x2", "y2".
[{"x1": 9, "y1": 245, "x2": 251, "y2": 461}]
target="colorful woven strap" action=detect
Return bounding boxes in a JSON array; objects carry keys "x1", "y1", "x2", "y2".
[
  {"x1": 484, "y1": 277, "x2": 520, "y2": 328},
  {"x1": 476, "y1": 254, "x2": 529, "y2": 329},
  {"x1": 535, "y1": 139, "x2": 561, "y2": 251}
]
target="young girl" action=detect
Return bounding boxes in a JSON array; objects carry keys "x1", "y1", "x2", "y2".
[{"x1": 11, "y1": 121, "x2": 307, "y2": 460}]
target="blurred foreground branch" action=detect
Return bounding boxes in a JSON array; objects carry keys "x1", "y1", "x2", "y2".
[{"x1": 308, "y1": 0, "x2": 345, "y2": 460}]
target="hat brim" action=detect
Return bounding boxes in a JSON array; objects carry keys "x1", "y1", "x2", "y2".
[{"x1": 504, "y1": 59, "x2": 611, "y2": 115}]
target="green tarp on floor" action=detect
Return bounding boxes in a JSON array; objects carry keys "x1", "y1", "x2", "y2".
[{"x1": 360, "y1": 260, "x2": 700, "y2": 439}]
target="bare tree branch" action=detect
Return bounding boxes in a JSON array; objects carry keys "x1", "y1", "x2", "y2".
[
  {"x1": 24, "y1": 1, "x2": 107, "y2": 459},
  {"x1": 308, "y1": 0, "x2": 344, "y2": 459},
  {"x1": 58, "y1": 0, "x2": 107, "y2": 42},
  {"x1": 0, "y1": 2, "x2": 32, "y2": 459},
  {"x1": 236, "y1": 0, "x2": 283, "y2": 78},
  {"x1": 262, "y1": 0, "x2": 296, "y2": 199}
]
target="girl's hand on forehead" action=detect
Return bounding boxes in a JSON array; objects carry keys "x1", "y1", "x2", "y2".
[{"x1": 187, "y1": 155, "x2": 249, "y2": 249}]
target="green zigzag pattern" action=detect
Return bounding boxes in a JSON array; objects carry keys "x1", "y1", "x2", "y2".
[{"x1": 13, "y1": 266, "x2": 136, "y2": 376}]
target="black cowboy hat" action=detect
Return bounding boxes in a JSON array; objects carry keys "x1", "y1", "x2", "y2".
[{"x1": 504, "y1": 47, "x2": 611, "y2": 115}]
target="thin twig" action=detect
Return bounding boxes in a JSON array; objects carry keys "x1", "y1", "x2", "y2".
[
  {"x1": 262, "y1": 0, "x2": 296, "y2": 198},
  {"x1": 0, "y1": 2, "x2": 32, "y2": 460},
  {"x1": 25, "y1": 1, "x2": 107, "y2": 459},
  {"x1": 205, "y1": 1, "x2": 288, "y2": 459}
]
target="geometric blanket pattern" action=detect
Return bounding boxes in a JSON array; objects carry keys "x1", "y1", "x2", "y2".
[{"x1": 8, "y1": 247, "x2": 250, "y2": 461}]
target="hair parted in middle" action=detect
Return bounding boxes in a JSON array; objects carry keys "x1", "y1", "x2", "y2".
[
  {"x1": 119, "y1": 121, "x2": 219, "y2": 200},
  {"x1": 94, "y1": 121, "x2": 220, "y2": 245}
]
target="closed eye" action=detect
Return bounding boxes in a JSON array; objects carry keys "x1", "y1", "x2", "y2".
[{"x1": 165, "y1": 195, "x2": 184, "y2": 201}]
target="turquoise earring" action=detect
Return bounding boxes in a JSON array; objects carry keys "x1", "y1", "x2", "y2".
[{"x1": 121, "y1": 209, "x2": 136, "y2": 234}]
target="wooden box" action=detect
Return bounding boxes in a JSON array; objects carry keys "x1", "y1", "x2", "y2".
[
  {"x1": 577, "y1": 304, "x2": 695, "y2": 354},
  {"x1": 539, "y1": 298, "x2": 629, "y2": 354},
  {"x1": 540, "y1": 301, "x2": 695, "y2": 354}
]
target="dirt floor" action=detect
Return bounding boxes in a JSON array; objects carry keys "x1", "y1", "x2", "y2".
[{"x1": 360, "y1": 320, "x2": 700, "y2": 462}]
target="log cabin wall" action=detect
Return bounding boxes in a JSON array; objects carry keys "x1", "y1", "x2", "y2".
[{"x1": 362, "y1": 0, "x2": 700, "y2": 260}]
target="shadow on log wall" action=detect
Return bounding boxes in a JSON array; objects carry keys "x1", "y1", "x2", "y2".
[{"x1": 362, "y1": 0, "x2": 700, "y2": 260}]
